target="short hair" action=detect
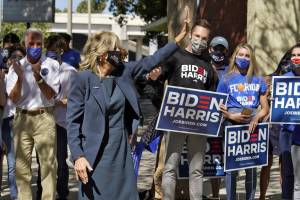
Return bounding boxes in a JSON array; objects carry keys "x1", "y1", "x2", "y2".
[
  {"x1": 45, "y1": 34, "x2": 67, "y2": 51},
  {"x1": 58, "y1": 33, "x2": 72, "y2": 44},
  {"x1": 45, "y1": 35, "x2": 60, "y2": 50},
  {"x1": 24, "y1": 28, "x2": 43, "y2": 44},
  {"x1": 191, "y1": 19, "x2": 211, "y2": 33},
  {"x1": 8, "y1": 44, "x2": 26, "y2": 58},
  {"x1": 3, "y1": 33, "x2": 20, "y2": 45}
]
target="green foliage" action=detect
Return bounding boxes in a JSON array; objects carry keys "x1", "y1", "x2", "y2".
[
  {"x1": 0, "y1": 23, "x2": 50, "y2": 44},
  {"x1": 109, "y1": 0, "x2": 166, "y2": 23},
  {"x1": 55, "y1": 8, "x2": 62, "y2": 13},
  {"x1": 76, "y1": 0, "x2": 106, "y2": 13},
  {"x1": 109, "y1": 0, "x2": 167, "y2": 37}
]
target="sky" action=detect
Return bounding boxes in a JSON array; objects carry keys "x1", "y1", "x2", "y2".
[{"x1": 55, "y1": 0, "x2": 111, "y2": 13}]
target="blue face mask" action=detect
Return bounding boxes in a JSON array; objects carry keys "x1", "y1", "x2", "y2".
[
  {"x1": 45, "y1": 51, "x2": 59, "y2": 60},
  {"x1": 26, "y1": 47, "x2": 42, "y2": 61},
  {"x1": 235, "y1": 57, "x2": 250, "y2": 70}
]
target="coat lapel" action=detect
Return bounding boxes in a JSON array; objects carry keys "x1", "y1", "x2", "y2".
[
  {"x1": 89, "y1": 74, "x2": 106, "y2": 114},
  {"x1": 115, "y1": 77, "x2": 140, "y2": 116}
]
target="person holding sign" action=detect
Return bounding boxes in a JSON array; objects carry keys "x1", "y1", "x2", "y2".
[
  {"x1": 259, "y1": 74, "x2": 281, "y2": 200},
  {"x1": 160, "y1": 18, "x2": 219, "y2": 199},
  {"x1": 277, "y1": 43, "x2": 300, "y2": 199},
  {"x1": 217, "y1": 43, "x2": 269, "y2": 200},
  {"x1": 67, "y1": 25, "x2": 188, "y2": 199}
]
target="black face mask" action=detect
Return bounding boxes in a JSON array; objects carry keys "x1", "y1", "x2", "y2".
[
  {"x1": 107, "y1": 51, "x2": 122, "y2": 66},
  {"x1": 210, "y1": 50, "x2": 225, "y2": 64},
  {"x1": 106, "y1": 51, "x2": 124, "y2": 76}
]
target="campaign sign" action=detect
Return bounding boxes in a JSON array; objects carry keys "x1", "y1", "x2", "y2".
[
  {"x1": 156, "y1": 86, "x2": 228, "y2": 137},
  {"x1": 224, "y1": 123, "x2": 269, "y2": 172},
  {"x1": 270, "y1": 77, "x2": 300, "y2": 124},
  {"x1": 178, "y1": 137, "x2": 225, "y2": 179}
]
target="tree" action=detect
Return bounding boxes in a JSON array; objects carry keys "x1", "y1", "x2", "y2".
[
  {"x1": 55, "y1": 8, "x2": 62, "y2": 13},
  {"x1": 0, "y1": 23, "x2": 50, "y2": 44},
  {"x1": 109, "y1": 0, "x2": 167, "y2": 23},
  {"x1": 109, "y1": 0, "x2": 166, "y2": 24},
  {"x1": 109, "y1": 0, "x2": 167, "y2": 38},
  {"x1": 76, "y1": 0, "x2": 106, "y2": 13}
]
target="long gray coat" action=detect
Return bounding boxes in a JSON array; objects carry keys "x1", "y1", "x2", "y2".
[{"x1": 67, "y1": 42, "x2": 179, "y2": 199}]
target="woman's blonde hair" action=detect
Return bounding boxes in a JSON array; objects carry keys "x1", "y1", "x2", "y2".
[
  {"x1": 227, "y1": 43, "x2": 259, "y2": 80},
  {"x1": 80, "y1": 31, "x2": 127, "y2": 74}
]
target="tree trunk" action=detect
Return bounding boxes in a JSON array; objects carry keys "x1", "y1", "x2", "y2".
[
  {"x1": 166, "y1": 1, "x2": 197, "y2": 199},
  {"x1": 167, "y1": 0, "x2": 197, "y2": 47}
]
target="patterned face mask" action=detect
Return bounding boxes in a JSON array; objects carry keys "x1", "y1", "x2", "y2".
[{"x1": 191, "y1": 37, "x2": 207, "y2": 55}]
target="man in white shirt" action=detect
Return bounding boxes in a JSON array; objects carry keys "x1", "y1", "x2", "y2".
[
  {"x1": 36, "y1": 35, "x2": 77, "y2": 200},
  {"x1": 6, "y1": 28, "x2": 60, "y2": 200}
]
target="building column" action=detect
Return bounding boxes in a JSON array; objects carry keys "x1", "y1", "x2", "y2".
[
  {"x1": 136, "y1": 36, "x2": 143, "y2": 60},
  {"x1": 149, "y1": 38, "x2": 158, "y2": 55}
]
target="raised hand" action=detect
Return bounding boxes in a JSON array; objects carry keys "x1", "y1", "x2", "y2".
[
  {"x1": 12, "y1": 60, "x2": 23, "y2": 78},
  {"x1": 174, "y1": 6, "x2": 191, "y2": 44}
]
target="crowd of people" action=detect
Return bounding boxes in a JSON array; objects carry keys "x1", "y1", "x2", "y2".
[
  {"x1": 0, "y1": 30, "x2": 80, "y2": 200},
  {"x1": 0, "y1": 14, "x2": 300, "y2": 200}
]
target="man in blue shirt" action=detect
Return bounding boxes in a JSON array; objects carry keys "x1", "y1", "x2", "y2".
[
  {"x1": 208, "y1": 36, "x2": 229, "y2": 199},
  {"x1": 58, "y1": 33, "x2": 81, "y2": 69}
]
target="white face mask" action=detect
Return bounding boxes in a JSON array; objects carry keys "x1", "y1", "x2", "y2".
[{"x1": 191, "y1": 37, "x2": 207, "y2": 55}]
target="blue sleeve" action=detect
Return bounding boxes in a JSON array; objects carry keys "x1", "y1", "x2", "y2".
[
  {"x1": 216, "y1": 78, "x2": 228, "y2": 93},
  {"x1": 67, "y1": 72, "x2": 86, "y2": 162},
  {"x1": 75, "y1": 51, "x2": 81, "y2": 64},
  {"x1": 126, "y1": 42, "x2": 179, "y2": 79},
  {"x1": 259, "y1": 77, "x2": 267, "y2": 94}
]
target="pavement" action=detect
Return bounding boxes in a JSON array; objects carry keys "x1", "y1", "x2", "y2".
[{"x1": 0, "y1": 99, "x2": 282, "y2": 199}]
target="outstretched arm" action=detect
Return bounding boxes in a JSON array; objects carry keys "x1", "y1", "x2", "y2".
[{"x1": 128, "y1": 8, "x2": 190, "y2": 79}]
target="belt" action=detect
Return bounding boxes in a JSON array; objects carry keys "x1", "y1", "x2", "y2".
[{"x1": 16, "y1": 107, "x2": 54, "y2": 115}]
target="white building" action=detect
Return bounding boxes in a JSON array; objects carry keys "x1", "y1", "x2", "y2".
[{"x1": 50, "y1": 13, "x2": 157, "y2": 60}]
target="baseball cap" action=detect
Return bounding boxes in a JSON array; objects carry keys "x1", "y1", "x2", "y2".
[{"x1": 210, "y1": 36, "x2": 229, "y2": 50}]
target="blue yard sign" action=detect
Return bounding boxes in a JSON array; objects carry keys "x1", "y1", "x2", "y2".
[
  {"x1": 156, "y1": 86, "x2": 228, "y2": 137},
  {"x1": 178, "y1": 137, "x2": 225, "y2": 179},
  {"x1": 271, "y1": 76, "x2": 300, "y2": 124},
  {"x1": 224, "y1": 123, "x2": 269, "y2": 172}
]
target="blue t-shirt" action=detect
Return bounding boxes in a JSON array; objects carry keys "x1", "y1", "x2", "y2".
[
  {"x1": 61, "y1": 49, "x2": 81, "y2": 69},
  {"x1": 216, "y1": 65, "x2": 228, "y2": 80},
  {"x1": 217, "y1": 73, "x2": 267, "y2": 108}
]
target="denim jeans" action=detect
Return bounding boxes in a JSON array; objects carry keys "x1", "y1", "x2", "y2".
[
  {"x1": 280, "y1": 129, "x2": 294, "y2": 200},
  {"x1": 225, "y1": 108, "x2": 257, "y2": 200},
  {"x1": 292, "y1": 145, "x2": 300, "y2": 199},
  {"x1": 0, "y1": 116, "x2": 18, "y2": 199},
  {"x1": 37, "y1": 124, "x2": 69, "y2": 200},
  {"x1": 225, "y1": 168, "x2": 257, "y2": 200}
]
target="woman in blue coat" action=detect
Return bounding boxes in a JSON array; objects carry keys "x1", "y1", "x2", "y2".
[{"x1": 67, "y1": 25, "x2": 188, "y2": 199}]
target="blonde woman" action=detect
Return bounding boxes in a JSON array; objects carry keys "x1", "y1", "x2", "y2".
[
  {"x1": 67, "y1": 27, "x2": 187, "y2": 199},
  {"x1": 217, "y1": 43, "x2": 269, "y2": 200}
]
